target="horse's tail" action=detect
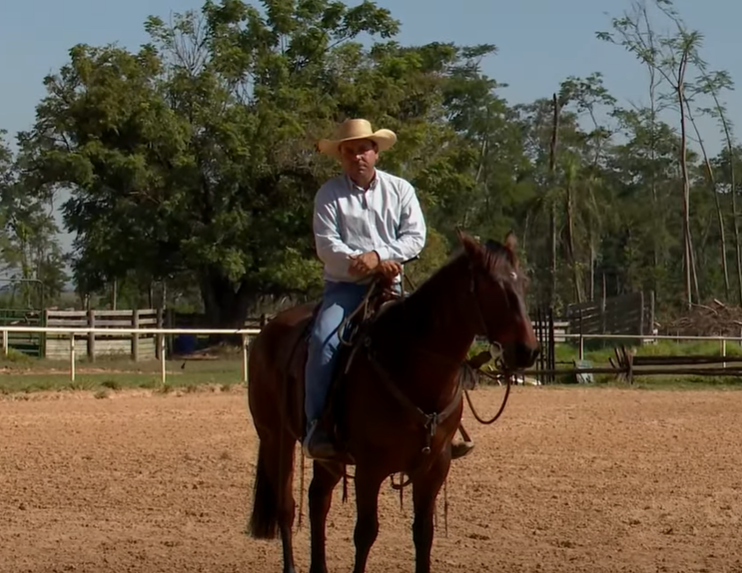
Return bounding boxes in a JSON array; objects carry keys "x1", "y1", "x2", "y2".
[{"x1": 248, "y1": 441, "x2": 279, "y2": 539}]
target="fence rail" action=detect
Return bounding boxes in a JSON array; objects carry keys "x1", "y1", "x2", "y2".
[
  {"x1": 0, "y1": 326, "x2": 261, "y2": 385},
  {"x1": 0, "y1": 325, "x2": 738, "y2": 388},
  {"x1": 45, "y1": 309, "x2": 163, "y2": 361}
]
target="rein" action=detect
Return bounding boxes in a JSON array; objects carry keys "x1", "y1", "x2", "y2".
[
  {"x1": 365, "y1": 341, "x2": 465, "y2": 455},
  {"x1": 361, "y1": 261, "x2": 517, "y2": 469}
]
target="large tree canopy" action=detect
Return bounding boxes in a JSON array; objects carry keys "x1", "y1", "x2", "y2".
[
  {"x1": 6, "y1": 0, "x2": 742, "y2": 323},
  {"x1": 20, "y1": 0, "x2": 510, "y2": 325}
]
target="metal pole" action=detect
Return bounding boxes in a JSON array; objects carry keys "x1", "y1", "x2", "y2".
[
  {"x1": 69, "y1": 333, "x2": 76, "y2": 382},
  {"x1": 160, "y1": 334, "x2": 166, "y2": 386},
  {"x1": 242, "y1": 334, "x2": 248, "y2": 383}
]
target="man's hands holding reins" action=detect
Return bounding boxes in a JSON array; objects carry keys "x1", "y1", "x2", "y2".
[{"x1": 349, "y1": 251, "x2": 402, "y2": 279}]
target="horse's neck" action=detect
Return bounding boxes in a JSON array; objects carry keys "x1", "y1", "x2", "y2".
[{"x1": 373, "y1": 256, "x2": 477, "y2": 384}]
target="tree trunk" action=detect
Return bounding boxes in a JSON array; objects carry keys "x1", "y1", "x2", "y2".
[
  {"x1": 719, "y1": 113, "x2": 742, "y2": 305},
  {"x1": 588, "y1": 220, "x2": 595, "y2": 301},
  {"x1": 564, "y1": 180, "x2": 583, "y2": 303},
  {"x1": 199, "y1": 268, "x2": 254, "y2": 343},
  {"x1": 548, "y1": 93, "x2": 561, "y2": 308},
  {"x1": 684, "y1": 98, "x2": 730, "y2": 300},
  {"x1": 731, "y1": 164, "x2": 742, "y2": 306},
  {"x1": 677, "y1": 53, "x2": 693, "y2": 309}
]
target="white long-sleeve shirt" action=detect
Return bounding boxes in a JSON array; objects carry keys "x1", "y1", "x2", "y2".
[{"x1": 313, "y1": 169, "x2": 427, "y2": 284}]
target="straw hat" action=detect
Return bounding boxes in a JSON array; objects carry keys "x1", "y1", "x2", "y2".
[{"x1": 317, "y1": 119, "x2": 397, "y2": 159}]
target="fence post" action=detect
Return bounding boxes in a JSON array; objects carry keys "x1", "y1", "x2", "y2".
[
  {"x1": 69, "y1": 333, "x2": 76, "y2": 382},
  {"x1": 536, "y1": 306, "x2": 543, "y2": 385},
  {"x1": 87, "y1": 309, "x2": 95, "y2": 362},
  {"x1": 548, "y1": 307, "x2": 555, "y2": 384},
  {"x1": 41, "y1": 309, "x2": 48, "y2": 359},
  {"x1": 601, "y1": 274, "x2": 607, "y2": 334},
  {"x1": 242, "y1": 333, "x2": 248, "y2": 383},
  {"x1": 155, "y1": 307, "x2": 164, "y2": 360},
  {"x1": 165, "y1": 308, "x2": 174, "y2": 356},
  {"x1": 160, "y1": 333, "x2": 166, "y2": 386},
  {"x1": 578, "y1": 311, "x2": 584, "y2": 361},
  {"x1": 2, "y1": 330, "x2": 6, "y2": 357},
  {"x1": 131, "y1": 309, "x2": 140, "y2": 362}
]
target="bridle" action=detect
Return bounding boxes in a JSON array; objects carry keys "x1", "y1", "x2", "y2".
[{"x1": 466, "y1": 259, "x2": 522, "y2": 371}]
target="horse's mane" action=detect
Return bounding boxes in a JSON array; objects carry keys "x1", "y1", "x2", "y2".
[{"x1": 374, "y1": 237, "x2": 517, "y2": 338}]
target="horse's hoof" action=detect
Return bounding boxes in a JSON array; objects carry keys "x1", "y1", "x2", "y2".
[{"x1": 451, "y1": 440, "x2": 474, "y2": 460}]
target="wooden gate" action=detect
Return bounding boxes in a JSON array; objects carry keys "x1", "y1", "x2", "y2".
[{"x1": 534, "y1": 305, "x2": 556, "y2": 384}]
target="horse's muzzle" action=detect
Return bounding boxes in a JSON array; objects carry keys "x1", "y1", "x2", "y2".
[{"x1": 503, "y1": 341, "x2": 540, "y2": 370}]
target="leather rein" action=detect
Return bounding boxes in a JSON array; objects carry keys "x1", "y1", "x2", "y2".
[{"x1": 360, "y1": 259, "x2": 516, "y2": 458}]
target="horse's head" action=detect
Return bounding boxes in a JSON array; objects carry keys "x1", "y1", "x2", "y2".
[{"x1": 456, "y1": 228, "x2": 540, "y2": 370}]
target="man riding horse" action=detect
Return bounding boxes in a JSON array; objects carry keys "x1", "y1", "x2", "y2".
[{"x1": 303, "y1": 118, "x2": 476, "y2": 462}]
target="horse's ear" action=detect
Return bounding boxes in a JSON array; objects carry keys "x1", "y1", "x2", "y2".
[
  {"x1": 455, "y1": 226, "x2": 466, "y2": 244},
  {"x1": 455, "y1": 227, "x2": 480, "y2": 257},
  {"x1": 504, "y1": 230, "x2": 518, "y2": 252},
  {"x1": 504, "y1": 230, "x2": 520, "y2": 268}
]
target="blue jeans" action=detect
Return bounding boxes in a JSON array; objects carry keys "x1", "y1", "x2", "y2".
[
  {"x1": 304, "y1": 279, "x2": 401, "y2": 427},
  {"x1": 304, "y1": 281, "x2": 368, "y2": 427}
]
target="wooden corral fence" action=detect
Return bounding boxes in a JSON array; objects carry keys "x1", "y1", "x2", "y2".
[
  {"x1": 0, "y1": 308, "x2": 44, "y2": 357},
  {"x1": 533, "y1": 307, "x2": 556, "y2": 384},
  {"x1": 0, "y1": 308, "x2": 270, "y2": 359},
  {"x1": 524, "y1": 342, "x2": 742, "y2": 385},
  {"x1": 566, "y1": 291, "x2": 655, "y2": 337},
  {"x1": 168, "y1": 311, "x2": 266, "y2": 330},
  {"x1": 44, "y1": 309, "x2": 163, "y2": 361}
]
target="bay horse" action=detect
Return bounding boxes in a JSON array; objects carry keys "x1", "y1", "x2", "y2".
[{"x1": 246, "y1": 229, "x2": 540, "y2": 573}]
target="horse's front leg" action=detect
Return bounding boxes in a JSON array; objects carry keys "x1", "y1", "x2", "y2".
[
  {"x1": 351, "y1": 465, "x2": 385, "y2": 573},
  {"x1": 308, "y1": 461, "x2": 343, "y2": 573},
  {"x1": 411, "y1": 453, "x2": 452, "y2": 573}
]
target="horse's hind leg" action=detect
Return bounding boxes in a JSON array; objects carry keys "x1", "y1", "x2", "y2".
[
  {"x1": 308, "y1": 461, "x2": 343, "y2": 573},
  {"x1": 411, "y1": 456, "x2": 452, "y2": 573},
  {"x1": 248, "y1": 436, "x2": 297, "y2": 573}
]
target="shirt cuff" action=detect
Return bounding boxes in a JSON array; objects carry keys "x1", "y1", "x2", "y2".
[{"x1": 374, "y1": 246, "x2": 390, "y2": 261}]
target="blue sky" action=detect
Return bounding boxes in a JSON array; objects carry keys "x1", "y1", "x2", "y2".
[{"x1": 1, "y1": 0, "x2": 740, "y2": 250}]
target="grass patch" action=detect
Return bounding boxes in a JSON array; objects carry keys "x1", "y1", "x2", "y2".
[
  {"x1": 3, "y1": 341, "x2": 742, "y2": 395},
  {"x1": 469, "y1": 338, "x2": 742, "y2": 390},
  {"x1": 0, "y1": 356, "x2": 245, "y2": 395},
  {"x1": 556, "y1": 339, "x2": 741, "y2": 364}
]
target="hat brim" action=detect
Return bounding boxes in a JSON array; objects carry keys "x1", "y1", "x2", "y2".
[{"x1": 317, "y1": 129, "x2": 397, "y2": 158}]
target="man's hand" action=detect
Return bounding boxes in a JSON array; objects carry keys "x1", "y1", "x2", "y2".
[
  {"x1": 348, "y1": 251, "x2": 380, "y2": 276},
  {"x1": 377, "y1": 260, "x2": 402, "y2": 279}
]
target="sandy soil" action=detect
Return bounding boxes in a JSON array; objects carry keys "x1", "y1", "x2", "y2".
[{"x1": 2, "y1": 385, "x2": 742, "y2": 573}]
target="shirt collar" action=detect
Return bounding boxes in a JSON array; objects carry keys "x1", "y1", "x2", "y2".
[{"x1": 345, "y1": 169, "x2": 380, "y2": 192}]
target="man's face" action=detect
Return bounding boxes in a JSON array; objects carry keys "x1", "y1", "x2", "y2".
[{"x1": 339, "y1": 139, "x2": 378, "y2": 181}]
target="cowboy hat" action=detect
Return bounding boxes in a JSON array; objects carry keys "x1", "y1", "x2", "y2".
[{"x1": 316, "y1": 118, "x2": 397, "y2": 158}]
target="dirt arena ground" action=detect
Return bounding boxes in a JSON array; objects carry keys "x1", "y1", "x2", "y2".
[{"x1": 2, "y1": 385, "x2": 742, "y2": 573}]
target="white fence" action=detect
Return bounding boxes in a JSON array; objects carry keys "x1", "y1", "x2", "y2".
[
  {"x1": 0, "y1": 325, "x2": 740, "y2": 385},
  {"x1": 0, "y1": 326, "x2": 260, "y2": 384}
]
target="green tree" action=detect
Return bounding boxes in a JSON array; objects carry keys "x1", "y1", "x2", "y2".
[
  {"x1": 0, "y1": 131, "x2": 67, "y2": 307},
  {"x1": 21, "y1": 0, "x2": 501, "y2": 326}
]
